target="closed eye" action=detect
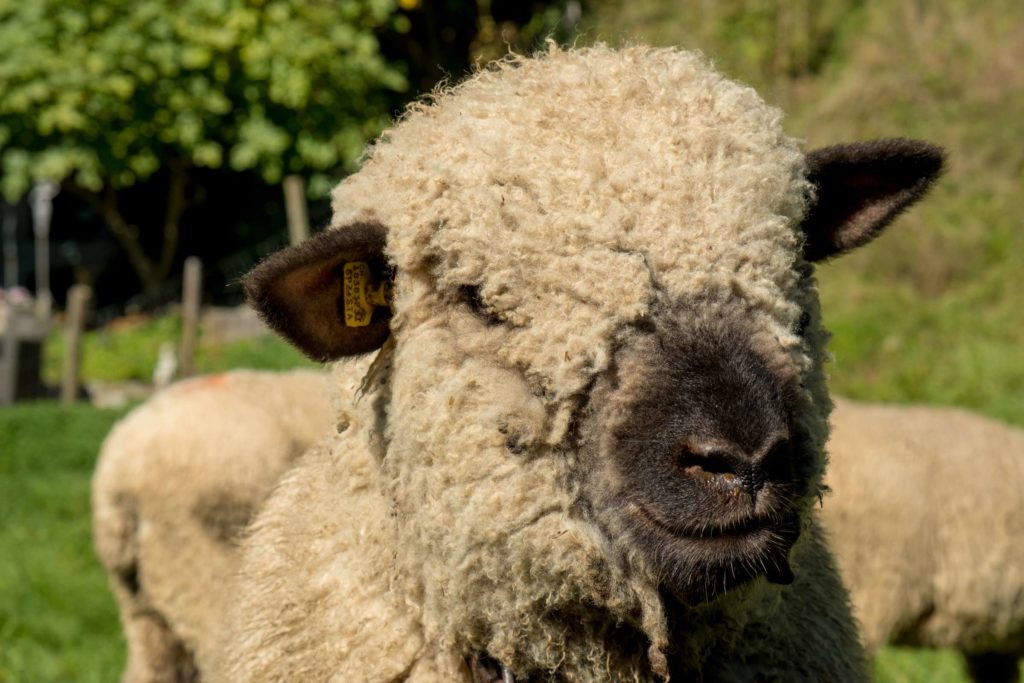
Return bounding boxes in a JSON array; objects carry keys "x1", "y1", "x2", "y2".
[{"x1": 457, "y1": 284, "x2": 502, "y2": 326}]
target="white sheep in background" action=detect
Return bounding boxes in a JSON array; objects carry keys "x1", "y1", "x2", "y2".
[
  {"x1": 92, "y1": 367, "x2": 354, "y2": 681},
  {"x1": 825, "y1": 397, "x2": 1024, "y2": 683},
  {"x1": 198, "y1": 44, "x2": 944, "y2": 681}
]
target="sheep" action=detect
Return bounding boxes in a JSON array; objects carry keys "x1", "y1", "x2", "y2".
[
  {"x1": 211, "y1": 44, "x2": 945, "y2": 681},
  {"x1": 91, "y1": 366, "x2": 364, "y2": 682},
  {"x1": 824, "y1": 397, "x2": 1024, "y2": 683}
]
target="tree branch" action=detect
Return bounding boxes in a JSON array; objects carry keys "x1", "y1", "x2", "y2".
[
  {"x1": 155, "y1": 157, "x2": 189, "y2": 283},
  {"x1": 62, "y1": 180, "x2": 158, "y2": 288}
]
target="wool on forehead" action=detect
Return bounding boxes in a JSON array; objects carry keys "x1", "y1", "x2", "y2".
[{"x1": 331, "y1": 43, "x2": 808, "y2": 301}]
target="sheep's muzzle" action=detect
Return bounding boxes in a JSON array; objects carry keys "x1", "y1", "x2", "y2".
[{"x1": 599, "y1": 317, "x2": 815, "y2": 603}]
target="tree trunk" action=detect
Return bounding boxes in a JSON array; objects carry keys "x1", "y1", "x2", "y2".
[
  {"x1": 63, "y1": 159, "x2": 189, "y2": 295},
  {"x1": 155, "y1": 158, "x2": 187, "y2": 284}
]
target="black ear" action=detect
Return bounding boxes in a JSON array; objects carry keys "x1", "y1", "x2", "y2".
[
  {"x1": 802, "y1": 139, "x2": 945, "y2": 261},
  {"x1": 244, "y1": 222, "x2": 392, "y2": 361}
]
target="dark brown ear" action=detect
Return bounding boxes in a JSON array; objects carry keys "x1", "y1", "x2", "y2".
[
  {"x1": 244, "y1": 222, "x2": 392, "y2": 361},
  {"x1": 802, "y1": 139, "x2": 945, "y2": 261}
]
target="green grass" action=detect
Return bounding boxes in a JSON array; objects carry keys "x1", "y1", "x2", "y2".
[
  {"x1": 42, "y1": 314, "x2": 316, "y2": 384},
  {"x1": 820, "y1": 256, "x2": 1024, "y2": 428},
  {"x1": 5, "y1": 329, "x2": 315, "y2": 682},
  {"x1": 195, "y1": 333, "x2": 316, "y2": 375},
  {"x1": 874, "y1": 648, "x2": 979, "y2": 683},
  {"x1": 0, "y1": 402, "x2": 127, "y2": 683}
]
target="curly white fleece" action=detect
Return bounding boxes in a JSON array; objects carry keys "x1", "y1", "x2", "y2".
[
  {"x1": 92, "y1": 369, "x2": 339, "y2": 680},
  {"x1": 215, "y1": 45, "x2": 862, "y2": 682}
]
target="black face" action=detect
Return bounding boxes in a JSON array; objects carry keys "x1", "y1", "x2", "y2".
[{"x1": 605, "y1": 317, "x2": 815, "y2": 604}]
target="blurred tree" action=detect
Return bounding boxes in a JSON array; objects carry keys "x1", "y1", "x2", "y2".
[
  {"x1": 383, "y1": 0, "x2": 586, "y2": 93},
  {"x1": 0, "y1": 0, "x2": 407, "y2": 292},
  {"x1": 588, "y1": 0, "x2": 864, "y2": 94}
]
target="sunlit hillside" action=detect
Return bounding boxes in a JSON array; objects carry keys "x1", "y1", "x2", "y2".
[{"x1": 591, "y1": 0, "x2": 1024, "y2": 426}]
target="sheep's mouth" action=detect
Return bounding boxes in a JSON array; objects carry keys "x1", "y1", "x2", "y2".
[{"x1": 623, "y1": 500, "x2": 801, "y2": 603}]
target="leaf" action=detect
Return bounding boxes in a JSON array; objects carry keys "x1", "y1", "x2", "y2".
[{"x1": 0, "y1": 0, "x2": 408, "y2": 194}]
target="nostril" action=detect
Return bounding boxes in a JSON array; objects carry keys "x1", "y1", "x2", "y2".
[
  {"x1": 679, "y1": 450, "x2": 733, "y2": 475},
  {"x1": 755, "y1": 436, "x2": 795, "y2": 488},
  {"x1": 675, "y1": 440, "x2": 747, "y2": 485},
  {"x1": 673, "y1": 435, "x2": 796, "y2": 492}
]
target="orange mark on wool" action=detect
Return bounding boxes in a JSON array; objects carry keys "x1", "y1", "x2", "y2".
[{"x1": 173, "y1": 373, "x2": 230, "y2": 394}]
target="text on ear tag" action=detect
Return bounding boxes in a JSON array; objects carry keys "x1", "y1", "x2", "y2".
[{"x1": 343, "y1": 262, "x2": 390, "y2": 327}]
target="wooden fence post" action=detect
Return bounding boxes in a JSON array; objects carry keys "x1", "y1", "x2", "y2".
[
  {"x1": 179, "y1": 256, "x2": 202, "y2": 378},
  {"x1": 283, "y1": 175, "x2": 310, "y2": 246},
  {"x1": 2, "y1": 203, "x2": 17, "y2": 291},
  {"x1": 60, "y1": 284, "x2": 91, "y2": 405},
  {"x1": 0, "y1": 302, "x2": 16, "y2": 405}
]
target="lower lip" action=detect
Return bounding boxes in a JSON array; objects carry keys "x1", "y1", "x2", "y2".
[
  {"x1": 625, "y1": 504, "x2": 801, "y2": 600},
  {"x1": 628, "y1": 502, "x2": 799, "y2": 559}
]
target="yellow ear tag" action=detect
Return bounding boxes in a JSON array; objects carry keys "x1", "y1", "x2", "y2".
[{"x1": 342, "y1": 262, "x2": 390, "y2": 327}]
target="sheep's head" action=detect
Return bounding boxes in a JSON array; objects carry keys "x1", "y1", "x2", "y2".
[{"x1": 246, "y1": 46, "x2": 942, "y2": 675}]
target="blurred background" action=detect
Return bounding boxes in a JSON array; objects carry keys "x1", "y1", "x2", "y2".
[{"x1": 1, "y1": 0, "x2": 1020, "y2": 680}]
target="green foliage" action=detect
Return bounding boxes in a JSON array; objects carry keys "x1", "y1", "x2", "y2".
[
  {"x1": 588, "y1": 0, "x2": 865, "y2": 91},
  {"x1": 472, "y1": 0, "x2": 585, "y2": 63},
  {"x1": 0, "y1": 402, "x2": 128, "y2": 682},
  {"x1": 43, "y1": 315, "x2": 183, "y2": 384},
  {"x1": 196, "y1": 333, "x2": 316, "y2": 374},
  {"x1": 42, "y1": 314, "x2": 314, "y2": 383},
  {"x1": 0, "y1": 0, "x2": 408, "y2": 199},
  {"x1": 874, "y1": 647, "x2": 989, "y2": 683}
]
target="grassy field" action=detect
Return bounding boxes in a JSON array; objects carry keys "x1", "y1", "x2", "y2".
[
  {"x1": 1, "y1": 324, "x2": 315, "y2": 683},
  {"x1": 3, "y1": 328, "x2": 312, "y2": 682},
  {"x1": 0, "y1": 402, "x2": 128, "y2": 682}
]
